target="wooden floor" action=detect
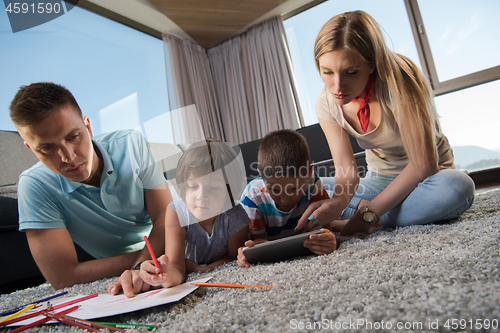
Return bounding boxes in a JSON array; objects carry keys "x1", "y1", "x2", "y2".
[
  {"x1": 468, "y1": 167, "x2": 500, "y2": 191},
  {"x1": 476, "y1": 182, "x2": 500, "y2": 191}
]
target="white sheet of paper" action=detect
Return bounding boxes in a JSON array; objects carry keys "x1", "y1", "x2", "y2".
[{"x1": 7, "y1": 277, "x2": 211, "y2": 327}]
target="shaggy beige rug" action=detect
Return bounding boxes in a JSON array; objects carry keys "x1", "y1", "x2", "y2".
[{"x1": 1, "y1": 188, "x2": 499, "y2": 332}]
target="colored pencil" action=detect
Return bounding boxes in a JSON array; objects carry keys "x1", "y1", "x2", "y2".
[
  {"x1": 0, "y1": 304, "x2": 35, "y2": 324},
  {"x1": 51, "y1": 293, "x2": 98, "y2": 311},
  {"x1": 95, "y1": 321, "x2": 157, "y2": 330},
  {"x1": 143, "y1": 235, "x2": 164, "y2": 279},
  {"x1": 8, "y1": 315, "x2": 51, "y2": 333},
  {"x1": 192, "y1": 282, "x2": 273, "y2": 289},
  {"x1": 8, "y1": 305, "x2": 80, "y2": 333},
  {"x1": 0, "y1": 293, "x2": 98, "y2": 327},
  {"x1": 0, "y1": 291, "x2": 68, "y2": 316},
  {"x1": 45, "y1": 311, "x2": 100, "y2": 332},
  {"x1": 60, "y1": 315, "x2": 127, "y2": 332}
]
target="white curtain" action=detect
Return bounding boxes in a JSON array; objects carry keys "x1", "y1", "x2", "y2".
[
  {"x1": 208, "y1": 16, "x2": 305, "y2": 144},
  {"x1": 163, "y1": 34, "x2": 225, "y2": 143}
]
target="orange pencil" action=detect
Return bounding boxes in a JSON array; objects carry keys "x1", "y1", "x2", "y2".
[
  {"x1": 143, "y1": 236, "x2": 164, "y2": 279},
  {"x1": 192, "y1": 282, "x2": 273, "y2": 289}
]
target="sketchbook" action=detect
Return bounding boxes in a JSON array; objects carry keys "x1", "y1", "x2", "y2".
[{"x1": 6, "y1": 277, "x2": 211, "y2": 327}]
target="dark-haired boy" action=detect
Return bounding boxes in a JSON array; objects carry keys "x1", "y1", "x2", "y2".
[{"x1": 237, "y1": 129, "x2": 337, "y2": 267}]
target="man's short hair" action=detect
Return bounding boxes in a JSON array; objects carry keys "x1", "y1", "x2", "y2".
[
  {"x1": 10, "y1": 82, "x2": 82, "y2": 127},
  {"x1": 258, "y1": 129, "x2": 311, "y2": 179}
]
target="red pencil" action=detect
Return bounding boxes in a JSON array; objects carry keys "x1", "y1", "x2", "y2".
[
  {"x1": 45, "y1": 311, "x2": 100, "y2": 332},
  {"x1": 143, "y1": 236, "x2": 164, "y2": 279},
  {"x1": 60, "y1": 315, "x2": 126, "y2": 333},
  {"x1": 51, "y1": 293, "x2": 98, "y2": 311},
  {"x1": 8, "y1": 305, "x2": 81, "y2": 333},
  {"x1": 0, "y1": 294, "x2": 98, "y2": 327}
]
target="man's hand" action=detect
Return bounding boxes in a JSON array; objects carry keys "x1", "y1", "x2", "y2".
[
  {"x1": 108, "y1": 268, "x2": 154, "y2": 298},
  {"x1": 27, "y1": 228, "x2": 140, "y2": 290},
  {"x1": 303, "y1": 229, "x2": 337, "y2": 255}
]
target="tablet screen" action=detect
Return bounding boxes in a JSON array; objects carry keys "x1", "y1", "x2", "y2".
[{"x1": 242, "y1": 230, "x2": 322, "y2": 264}]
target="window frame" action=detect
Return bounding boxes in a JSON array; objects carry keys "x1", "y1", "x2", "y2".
[
  {"x1": 76, "y1": 0, "x2": 500, "y2": 101},
  {"x1": 405, "y1": 0, "x2": 500, "y2": 96},
  {"x1": 72, "y1": 0, "x2": 162, "y2": 39}
]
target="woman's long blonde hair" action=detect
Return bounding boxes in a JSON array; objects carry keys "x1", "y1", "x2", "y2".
[{"x1": 314, "y1": 10, "x2": 440, "y2": 172}]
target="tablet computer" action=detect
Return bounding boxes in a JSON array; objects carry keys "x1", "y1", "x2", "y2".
[{"x1": 242, "y1": 229, "x2": 322, "y2": 264}]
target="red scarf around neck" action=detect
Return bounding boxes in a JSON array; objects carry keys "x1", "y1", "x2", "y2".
[{"x1": 352, "y1": 75, "x2": 375, "y2": 132}]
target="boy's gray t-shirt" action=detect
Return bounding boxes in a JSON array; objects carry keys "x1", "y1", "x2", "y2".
[{"x1": 169, "y1": 199, "x2": 250, "y2": 265}]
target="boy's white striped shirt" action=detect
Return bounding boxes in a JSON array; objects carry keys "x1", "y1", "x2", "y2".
[{"x1": 240, "y1": 172, "x2": 329, "y2": 240}]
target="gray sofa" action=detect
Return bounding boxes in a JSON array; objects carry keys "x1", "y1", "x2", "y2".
[
  {"x1": 0, "y1": 130, "x2": 44, "y2": 294},
  {"x1": 238, "y1": 123, "x2": 366, "y2": 182},
  {"x1": 0, "y1": 124, "x2": 366, "y2": 294},
  {"x1": 0, "y1": 130, "x2": 97, "y2": 294}
]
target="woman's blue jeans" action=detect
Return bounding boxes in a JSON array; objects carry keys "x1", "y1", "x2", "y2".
[{"x1": 321, "y1": 169, "x2": 475, "y2": 228}]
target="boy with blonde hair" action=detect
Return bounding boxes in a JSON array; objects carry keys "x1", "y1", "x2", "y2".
[{"x1": 237, "y1": 129, "x2": 336, "y2": 267}]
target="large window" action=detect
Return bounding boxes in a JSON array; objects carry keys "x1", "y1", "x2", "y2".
[
  {"x1": 435, "y1": 80, "x2": 500, "y2": 171},
  {"x1": 284, "y1": 0, "x2": 500, "y2": 172},
  {"x1": 0, "y1": 4, "x2": 169, "y2": 140},
  {"x1": 412, "y1": 0, "x2": 500, "y2": 94}
]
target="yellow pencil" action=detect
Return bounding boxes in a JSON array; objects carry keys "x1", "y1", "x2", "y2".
[{"x1": 0, "y1": 304, "x2": 35, "y2": 324}]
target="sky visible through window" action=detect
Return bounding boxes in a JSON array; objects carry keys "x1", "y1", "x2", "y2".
[
  {"x1": 0, "y1": 5, "x2": 171, "y2": 142},
  {"x1": 418, "y1": 0, "x2": 500, "y2": 82},
  {"x1": 1, "y1": 1, "x2": 499, "y2": 171}
]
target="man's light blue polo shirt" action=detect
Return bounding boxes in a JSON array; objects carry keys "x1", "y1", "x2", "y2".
[{"x1": 18, "y1": 130, "x2": 173, "y2": 259}]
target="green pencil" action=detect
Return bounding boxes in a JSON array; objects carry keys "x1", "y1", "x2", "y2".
[{"x1": 94, "y1": 322, "x2": 156, "y2": 330}]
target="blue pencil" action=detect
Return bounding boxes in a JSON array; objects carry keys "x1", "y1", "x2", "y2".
[{"x1": 0, "y1": 291, "x2": 68, "y2": 316}]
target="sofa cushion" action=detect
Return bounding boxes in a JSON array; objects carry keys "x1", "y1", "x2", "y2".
[
  {"x1": 0, "y1": 130, "x2": 39, "y2": 187},
  {"x1": 237, "y1": 124, "x2": 367, "y2": 182},
  {"x1": 237, "y1": 139, "x2": 261, "y2": 182},
  {"x1": 296, "y1": 123, "x2": 364, "y2": 162},
  {"x1": 0, "y1": 185, "x2": 19, "y2": 231}
]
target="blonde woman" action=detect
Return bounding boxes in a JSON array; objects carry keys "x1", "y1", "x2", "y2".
[{"x1": 296, "y1": 10, "x2": 474, "y2": 235}]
